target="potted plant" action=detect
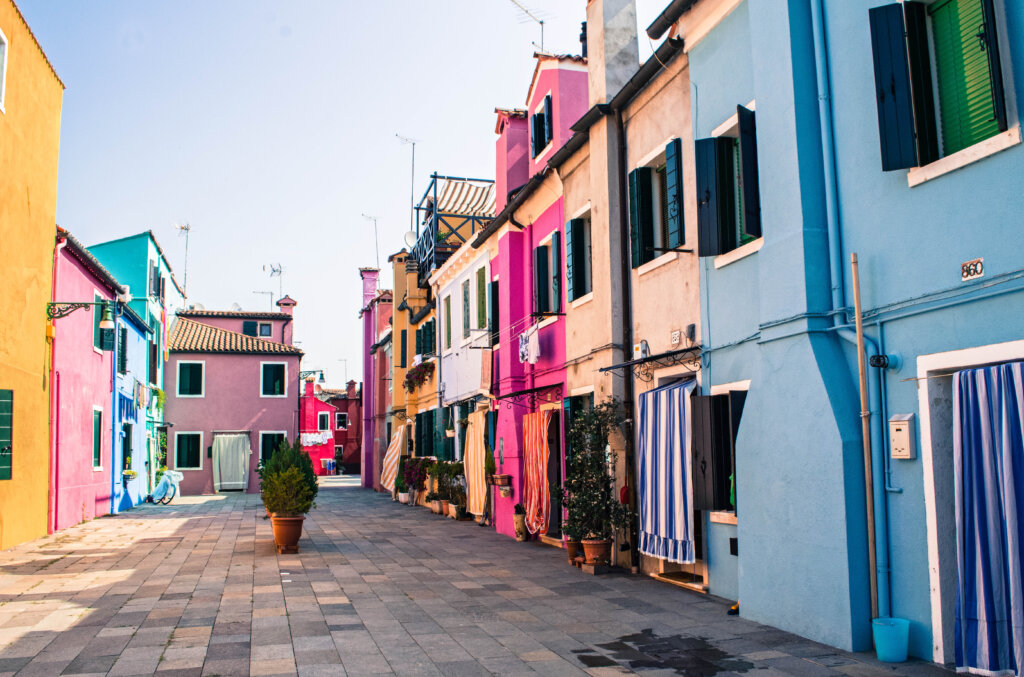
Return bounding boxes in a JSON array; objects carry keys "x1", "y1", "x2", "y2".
[
  {"x1": 449, "y1": 462, "x2": 465, "y2": 518},
  {"x1": 403, "y1": 361, "x2": 435, "y2": 393},
  {"x1": 563, "y1": 401, "x2": 632, "y2": 565},
  {"x1": 262, "y1": 467, "x2": 315, "y2": 553},
  {"x1": 484, "y1": 450, "x2": 496, "y2": 485},
  {"x1": 513, "y1": 503, "x2": 528, "y2": 541},
  {"x1": 403, "y1": 457, "x2": 432, "y2": 505},
  {"x1": 395, "y1": 463, "x2": 409, "y2": 504},
  {"x1": 260, "y1": 437, "x2": 318, "y2": 521},
  {"x1": 425, "y1": 491, "x2": 441, "y2": 514},
  {"x1": 562, "y1": 510, "x2": 584, "y2": 564}
]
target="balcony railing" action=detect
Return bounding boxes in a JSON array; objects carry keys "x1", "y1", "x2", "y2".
[{"x1": 412, "y1": 173, "x2": 494, "y2": 287}]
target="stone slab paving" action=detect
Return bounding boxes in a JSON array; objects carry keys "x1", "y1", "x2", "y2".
[{"x1": 0, "y1": 476, "x2": 954, "y2": 677}]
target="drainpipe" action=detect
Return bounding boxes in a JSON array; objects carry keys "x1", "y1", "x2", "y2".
[
  {"x1": 811, "y1": 0, "x2": 891, "y2": 622},
  {"x1": 111, "y1": 306, "x2": 118, "y2": 515},
  {"x1": 50, "y1": 236, "x2": 67, "y2": 533}
]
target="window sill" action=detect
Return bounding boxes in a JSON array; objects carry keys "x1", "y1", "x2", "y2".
[
  {"x1": 713, "y1": 237, "x2": 763, "y2": 269},
  {"x1": 538, "y1": 315, "x2": 558, "y2": 330},
  {"x1": 908, "y1": 126, "x2": 1021, "y2": 187},
  {"x1": 569, "y1": 292, "x2": 594, "y2": 309},
  {"x1": 93, "y1": 466, "x2": 103, "y2": 472},
  {"x1": 709, "y1": 511, "x2": 737, "y2": 525},
  {"x1": 177, "y1": 394, "x2": 205, "y2": 399},
  {"x1": 637, "y1": 251, "x2": 678, "y2": 277}
]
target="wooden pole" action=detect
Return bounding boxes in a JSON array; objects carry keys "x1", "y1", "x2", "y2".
[{"x1": 852, "y1": 252, "x2": 878, "y2": 620}]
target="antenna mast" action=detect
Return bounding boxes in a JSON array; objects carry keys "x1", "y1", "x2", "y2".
[
  {"x1": 508, "y1": 0, "x2": 544, "y2": 51},
  {"x1": 174, "y1": 222, "x2": 191, "y2": 298},
  {"x1": 263, "y1": 263, "x2": 283, "y2": 300},
  {"x1": 396, "y1": 134, "x2": 418, "y2": 238},
  {"x1": 361, "y1": 214, "x2": 380, "y2": 269}
]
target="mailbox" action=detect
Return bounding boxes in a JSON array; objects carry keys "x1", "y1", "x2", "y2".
[{"x1": 889, "y1": 414, "x2": 915, "y2": 460}]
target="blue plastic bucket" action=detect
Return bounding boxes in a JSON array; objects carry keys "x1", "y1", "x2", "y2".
[{"x1": 872, "y1": 617, "x2": 910, "y2": 663}]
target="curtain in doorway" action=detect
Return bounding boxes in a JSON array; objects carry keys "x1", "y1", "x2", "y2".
[
  {"x1": 523, "y1": 410, "x2": 552, "y2": 534},
  {"x1": 464, "y1": 410, "x2": 488, "y2": 516},
  {"x1": 212, "y1": 433, "x2": 251, "y2": 492},
  {"x1": 637, "y1": 380, "x2": 696, "y2": 564},
  {"x1": 381, "y1": 425, "x2": 406, "y2": 494},
  {"x1": 954, "y1": 361, "x2": 1024, "y2": 676}
]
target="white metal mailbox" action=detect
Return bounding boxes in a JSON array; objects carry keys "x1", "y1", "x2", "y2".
[{"x1": 889, "y1": 414, "x2": 915, "y2": 460}]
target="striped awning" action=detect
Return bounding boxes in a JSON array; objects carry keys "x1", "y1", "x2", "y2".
[{"x1": 434, "y1": 179, "x2": 496, "y2": 217}]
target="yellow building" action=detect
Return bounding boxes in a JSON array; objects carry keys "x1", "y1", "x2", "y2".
[{"x1": 0, "y1": 0, "x2": 64, "y2": 549}]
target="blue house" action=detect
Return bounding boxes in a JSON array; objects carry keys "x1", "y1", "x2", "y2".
[
  {"x1": 646, "y1": 0, "x2": 1024, "y2": 662},
  {"x1": 112, "y1": 305, "x2": 152, "y2": 512}
]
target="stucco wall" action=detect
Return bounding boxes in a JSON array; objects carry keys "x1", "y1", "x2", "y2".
[
  {"x1": 437, "y1": 249, "x2": 491, "y2": 406},
  {"x1": 165, "y1": 351, "x2": 299, "y2": 495},
  {"x1": 0, "y1": 0, "x2": 63, "y2": 549}
]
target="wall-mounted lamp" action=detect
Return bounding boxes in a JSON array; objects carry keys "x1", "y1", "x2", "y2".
[{"x1": 46, "y1": 301, "x2": 116, "y2": 350}]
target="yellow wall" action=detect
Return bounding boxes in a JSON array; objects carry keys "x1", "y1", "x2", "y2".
[{"x1": 0, "y1": 0, "x2": 63, "y2": 549}]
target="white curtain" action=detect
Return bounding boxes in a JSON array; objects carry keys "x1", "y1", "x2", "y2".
[{"x1": 213, "y1": 433, "x2": 251, "y2": 491}]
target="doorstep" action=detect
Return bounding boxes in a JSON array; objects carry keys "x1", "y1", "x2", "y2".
[
  {"x1": 537, "y1": 534, "x2": 564, "y2": 549},
  {"x1": 653, "y1": 570, "x2": 708, "y2": 594}
]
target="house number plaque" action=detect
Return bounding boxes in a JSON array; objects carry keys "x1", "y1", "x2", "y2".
[{"x1": 961, "y1": 257, "x2": 984, "y2": 282}]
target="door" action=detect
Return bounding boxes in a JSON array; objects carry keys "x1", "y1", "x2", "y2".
[
  {"x1": 212, "y1": 433, "x2": 251, "y2": 491},
  {"x1": 546, "y1": 411, "x2": 562, "y2": 537}
]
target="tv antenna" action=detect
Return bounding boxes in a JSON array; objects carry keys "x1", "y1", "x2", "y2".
[
  {"x1": 396, "y1": 134, "x2": 418, "y2": 238},
  {"x1": 252, "y1": 290, "x2": 274, "y2": 311},
  {"x1": 507, "y1": 0, "x2": 545, "y2": 51},
  {"x1": 263, "y1": 263, "x2": 283, "y2": 299},
  {"x1": 174, "y1": 222, "x2": 191, "y2": 298},
  {"x1": 361, "y1": 214, "x2": 380, "y2": 268}
]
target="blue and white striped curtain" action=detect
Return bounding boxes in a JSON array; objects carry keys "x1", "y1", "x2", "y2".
[
  {"x1": 637, "y1": 380, "x2": 696, "y2": 563},
  {"x1": 954, "y1": 361, "x2": 1024, "y2": 676}
]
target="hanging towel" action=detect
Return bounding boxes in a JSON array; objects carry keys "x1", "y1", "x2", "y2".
[
  {"x1": 527, "y1": 326, "x2": 541, "y2": 364},
  {"x1": 523, "y1": 410, "x2": 552, "y2": 534},
  {"x1": 953, "y1": 361, "x2": 1024, "y2": 675},
  {"x1": 380, "y1": 426, "x2": 406, "y2": 493},
  {"x1": 464, "y1": 410, "x2": 488, "y2": 516},
  {"x1": 637, "y1": 380, "x2": 696, "y2": 563},
  {"x1": 518, "y1": 332, "x2": 530, "y2": 363},
  {"x1": 212, "y1": 433, "x2": 250, "y2": 492}
]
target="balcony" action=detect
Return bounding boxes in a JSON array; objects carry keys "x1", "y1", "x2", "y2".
[{"x1": 412, "y1": 174, "x2": 496, "y2": 287}]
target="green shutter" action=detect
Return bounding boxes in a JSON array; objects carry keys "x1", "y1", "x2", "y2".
[
  {"x1": 462, "y1": 281, "x2": 471, "y2": 338},
  {"x1": 117, "y1": 327, "x2": 128, "y2": 374},
  {"x1": 550, "y1": 231, "x2": 561, "y2": 313},
  {"x1": 628, "y1": 168, "x2": 654, "y2": 267},
  {"x1": 564, "y1": 221, "x2": 576, "y2": 302},
  {"x1": 93, "y1": 409, "x2": 102, "y2": 467},
  {"x1": 930, "y1": 0, "x2": 1002, "y2": 155},
  {"x1": 93, "y1": 295, "x2": 103, "y2": 348},
  {"x1": 444, "y1": 297, "x2": 452, "y2": 349},
  {"x1": 534, "y1": 245, "x2": 550, "y2": 314},
  {"x1": 665, "y1": 138, "x2": 684, "y2": 248},
  {"x1": 489, "y1": 280, "x2": 500, "y2": 347},
  {"x1": 543, "y1": 95, "x2": 553, "y2": 146},
  {"x1": 476, "y1": 268, "x2": 487, "y2": 329},
  {"x1": 0, "y1": 390, "x2": 12, "y2": 480},
  {"x1": 399, "y1": 330, "x2": 407, "y2": 368},
  {"x1": 242, "y1": 321, "x2": 257, "y2": 336}
]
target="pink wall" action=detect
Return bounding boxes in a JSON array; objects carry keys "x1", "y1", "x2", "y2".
[
  {"x1": 165, "y1": 351, "x2": 299, "y2": 495},
  {"x1": 327, "y1": 381, "x2": 361, "y2": 470},
  {"x1": 186, "y1": 316, "x2": 292, "y2": 345},
  {"x1": 496, "y1": 114, "x2": 529, "y2": 212},
  {"x1": 51, "y1": 249, "x2": 116, "y2": 532},
  {"x1": 527, "y1": 63, "x2": 589, "y2": 178},
  {"x1": 300, "y1": 379, "x2": 337, "y2": 476}
]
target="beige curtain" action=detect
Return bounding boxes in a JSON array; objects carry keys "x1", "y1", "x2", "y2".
[
  {"x1": 213, "y1": 433, "x2": 250, "y2": 491},
  {"x1": 464, "y1": 410, "x2": 488, "y2": 516},
  {"x1": 380, "y1": 426, "x2": 406, "y2": 493}
]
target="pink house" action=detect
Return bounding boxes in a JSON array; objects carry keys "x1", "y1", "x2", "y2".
[
  {"x1": 320, "y1": 381, "x2": 361, "y2": 474},
  {"x1": 478, "y1": 54, "x2": 588, "y2": 539},
  {"x1": 299, "y1": 378, "x2": 337, "y2": 476},
  {"x1": 165, "y1": 299, "x2": 302, "y2": 495}
]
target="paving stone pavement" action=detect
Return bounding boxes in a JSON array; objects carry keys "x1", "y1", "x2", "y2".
[{"x1": 0, "y1": 476, "x2": 954, "y2": 677}]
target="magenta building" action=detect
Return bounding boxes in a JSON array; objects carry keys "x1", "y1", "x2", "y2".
[
  {"x1": 165, "y1": 300, "x2": 302, "y2": 495},
  {"x1": 299, "y1": 378, "x2": 338, "y2": 476}
]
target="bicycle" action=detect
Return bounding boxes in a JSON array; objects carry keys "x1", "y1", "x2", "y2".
[{"x1": 152, "y1": 470, "x2": 183, "y2": 505}]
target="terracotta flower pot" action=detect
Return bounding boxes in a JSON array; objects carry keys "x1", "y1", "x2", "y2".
[
  {"x1": 440, "y1": 500, "x2": 450, "y2": 515},
  {"x1": 431, "y1": 500, "x2": 441, "y2": 514},
  {"x1": 270, "y1": 514, "x2": 305, "y2": 554},
  {"x1": 566, "y1": 540, "x2": 582, "y2": 563},
  {"x1": 513, "y1": 514, "x2": 528, "y2": 541},
  {"x1": 447, "y1": 503, "x2": 458, "y2": 518},
  {"x1": 581, "y1": 539, "x2": 611, "y2": 565}
]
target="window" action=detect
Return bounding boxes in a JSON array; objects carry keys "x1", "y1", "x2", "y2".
[
  {"x1": 629, "y1": 139, "x2": 686, "y2": 267},
  {"x1": 177, "y1": 361, "x2": 204, "y2": 397},
  {"x1": 261, "y1": 363, "x2": 286, "y2": 397},
  {"x1": 0, "y1": 27, "x2": 8, "y2": 113},
  {"x1": 148, "y1": 341, "x2": 159, "y2": 385},
  {"x1": 563, "y1": 393, "x2": 594, "y2": 458},
  {"x1": 566, "y1": 216, "x2": 593, "y2": 301},
  {"x1": 869, "y1": 0, "x2": 1007, "y2": 170},
  {"x1": 336, "y1": 412, "x2": 349, "y2": 429},
  {"x1": 531, "y1": 94, "x2": 553, "y2": 157},
  {"x1": 117, "y1": 327, "x2": 128, "y2": 375},
  {"x1": 0, "y1": 389, "x2": 12, "y2": 480},
  {"x1": 121, "y1": 423, "x2": 133, "y2": 472},
  {"x1": 399, "y1": 329, "x2": 408, "y2": 368},
  {"x1": 260, "y1": 432, "x2": 286, "y2": 464},
  {"x1": 175, "y1": 432, "x2": 202, "y2": 469},
  {"x1": 462, "y1": 280, "x2": 471, "y2": 339},
  {"x1": 242, "y1": 321, "x2": 257, "y2": 337},
  {"x1": 334, "y1": 445, "x2": 344, "y2": 462},
  {"x1": 92, "y1": 408, "x2": 103, "y2": 468},
  {"x1": 414, "y1": 410, "x2": 436, "y2": 458},
  {"x1": 93, "y1": 294, "x2": 104, "y2": 350},
  {"x1": 695, "y1": 108, "x2": 761, "y2": 257},
  {"x1": 489, "y1": 280, "x2": 500, "y2": 347},
  {"x1": 318, "y1": 412, "x2": 330, "y2": 431},
  {"x1": 444, "y1": 297, "x2": 452, "y2": 349},
  {"x1": 533, "y1": 234, "x2": 562, "y2": 315},
  {"x1": 416, "y1": 320, "x2": 436, "y2": 357},
  {"x1": 476, "y1": 267, "x2": 488, "y2": 329},
  {"x1": 691, "y1": 389, "x2": 746, "y2": 512},
  {"x1": 149, "y1": 263, "x2": 165, "y2": 301},
  {"x1": 258, "y1": 322, "x2": 272, "y2": 337}
]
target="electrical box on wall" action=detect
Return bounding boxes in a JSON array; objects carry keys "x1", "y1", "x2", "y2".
[{"x1": 889, "y1": 414, "x2": 915, "y2": 460}]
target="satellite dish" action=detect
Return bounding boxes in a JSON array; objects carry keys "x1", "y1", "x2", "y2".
[
  {"x1": 191, "y1": 302, "x2": 205, "y2": 311},
  {"x1": 230, "y1": 302, "x2": 242, "y2": 311},
  {"x1": 403, "y1": 231, "x2": 418, "y2": 249}
]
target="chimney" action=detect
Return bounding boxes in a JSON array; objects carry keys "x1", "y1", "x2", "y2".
[
  {"x1": 276, "y1": 295, "x2": 298, "y2": 316},
  {"x1": 494, "y1": 110, "x2": 529, "y2": 212},
  {"x1": 586, "y1": 0, "x2": 639, "y2": 106},
  {"x1": 304, "y1": 377, "x2": 315, "y2": 398},
  {"x1": 580, "y1": 21, "x2": 588, "y2": 58},
  {"x1": 359, "y1": 268, "x2": 379, "y2": 307}
]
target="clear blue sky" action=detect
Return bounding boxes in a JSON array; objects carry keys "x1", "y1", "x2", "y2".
[{"x1": 20, "y1": 0, "x2": 664, "y2": 386}]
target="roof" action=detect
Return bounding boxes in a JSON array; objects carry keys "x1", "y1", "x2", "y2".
[
  {"x1": 432, "y1": 178, "x2": 496, "y2": 218},
  {"x1": 57, "y1": 227, "x2": 125, "y2": 295},
  {"x1": 169, "y1": 317, "x2": 303, "y2": 355},
  {"x1": 9, "y1": 0, "x2": 64, "y2": 88},
  {"x1": 494, "y1": 108, "x2": 527, "y2": 134},
  {"x1": 178, "y1": 309, "x2": 291, "y2": 320},
  {"x1": 89, "y1": 230, "x2": 185, "y2": 297}
]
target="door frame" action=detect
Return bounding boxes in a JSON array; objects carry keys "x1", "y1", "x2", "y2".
[{"x1": 918, "y1": 339, "x2": 1024, "y2": 663}]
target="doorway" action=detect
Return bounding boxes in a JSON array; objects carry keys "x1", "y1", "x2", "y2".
[
  {"x1": 546, "y1": 410, "x2": 562, "y2": 538},
  {"x1": 212, "y1": 433, "x2": 251, "y2": 491}
]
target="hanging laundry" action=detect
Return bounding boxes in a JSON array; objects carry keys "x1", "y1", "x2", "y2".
[
  {"x1": 518, "y1": 332, "x2": 530, "y2": 363},
  {"x1": 527, "y1": 325, "x2": 541, "y2": 364}
]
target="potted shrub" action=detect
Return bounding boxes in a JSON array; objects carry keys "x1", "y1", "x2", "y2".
[
  {"x1": 262, "y1": 467, "x2": 315, "y2": 553},
  {"x1": 261, "y1": 437, "x2": 318, "y2": 520},
  {"x1": 563, "y1": 401, "x2": 632, "y2": 565},
  {"x1": 403, "y1": 457, "x2": 432, "y2": 505},
  {"x1": 425, "y1": 491, "x2": 441, "y2": 514},
  {"x1": 513, "y1": 503, "x2": 528, "y2": 541},
  {"x1": 563, "y1": 510, "x2": 584, "y2": 564}
]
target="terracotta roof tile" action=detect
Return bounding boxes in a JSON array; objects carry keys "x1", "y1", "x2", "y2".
[
  {"x1": 178, "y1": 309, "x2": 291, "y2": 320},
  {"x1": 169, "y1": 318, "x2": 303, "y2": 355}
]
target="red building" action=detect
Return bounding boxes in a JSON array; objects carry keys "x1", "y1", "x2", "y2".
[
  {"x1": 298, "y1": 377, "x2": 338, "y2": 476},
  {"x1": 319, "y1": 381, "x2": 362, "y2": 474}
]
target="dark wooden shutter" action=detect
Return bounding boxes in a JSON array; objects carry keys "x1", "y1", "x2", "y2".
[
  {"x1": 489, "y1": 280, "x2": 499, "y2": 347},
  {"x1": 727, "y1": 390, "x2": 747, "y2": 512},
  {"x1": 564, "y1": 220, "x2": 576, "y2": 302},
  {"x1": 869, "y1": 3, "x2": 938, "y2": 170},
  {"x1": 665, "y1": 138, "x2": 685, "y2": 248},
  {"x1": 242, "y1": 321, "x2": 257, "y2": 336},
  {"x1": 531, "y1": 114, "x2": 542, "y2": 157},
  {"x1": 415, "y1": 326, "x2": 422, "y2": 355},
  {"x1": 0, "y1": 390, "x2": 12, "y2": 480},
  {"x1": 736, "y1": 106, "x2": 762, "y2": 239},
  {"x1": 550, "y1": 231, "x2": 561, "y2": 313},
  {"x1": 543, "y1": 95, "x2": 553, "y2": 146},
  {"x1": 399, "y1": 330, "x2": 407, "y2": 368},
  {"x1": 93, "y1": 409, "x2": 102, "y2": 467},
  {"x1": 690, "y1": 393, "x2": 732, "y2": 511},
  {"x1": 462, "y1": 281, "x2": 470, "y2": 339},
  {"x1": 428, "y1": 320, "x2": 436, "y2": 354},
  {"x1": 695, "y1": 137, "x2": 735, "y2": 257},
  {"x1": 980, "y1": 0, "x2": 1008, "y2": 132},
  {"x1": 628, "y1": 167, "x2": 654, "y2": 267},
  {"x1": 100, "y1": 328, "x2": 115, "y2": 352},
  {"x1": 117, "y1": 327, "x2": 128, "y2": 374},
  {"x1": 534, "y1": 245, "x2": 550, "y2": 314}
]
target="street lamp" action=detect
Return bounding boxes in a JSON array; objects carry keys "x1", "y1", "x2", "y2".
[{"x1": 46, "y1": 300, "x2": 117, "y2": 350}]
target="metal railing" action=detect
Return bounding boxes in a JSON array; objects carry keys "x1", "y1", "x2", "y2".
[{"x1": 412, "y1": 173, "x2": 494, "y2": 287}]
